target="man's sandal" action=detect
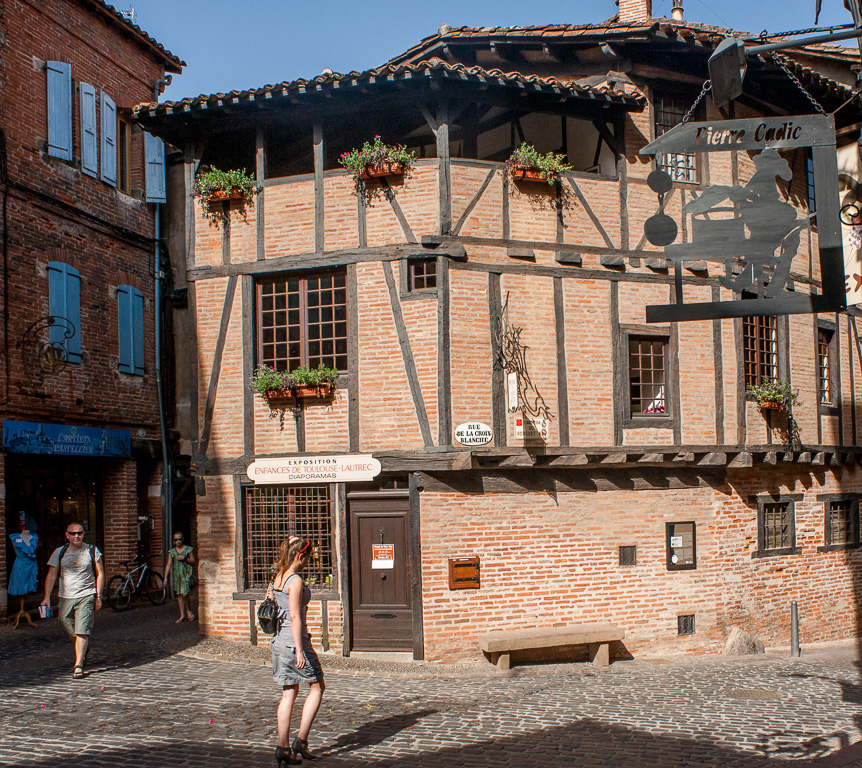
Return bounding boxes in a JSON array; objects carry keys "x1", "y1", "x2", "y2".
[{"x1": 72, "y1": 666, "x2": 85, "y2": 679}]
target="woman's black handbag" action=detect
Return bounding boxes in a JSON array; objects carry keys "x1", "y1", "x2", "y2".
[{"x1": 257, "y1": 585, "x2": 280, "y2": 635}]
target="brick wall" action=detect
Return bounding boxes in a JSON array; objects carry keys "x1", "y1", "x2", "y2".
[{"x1": 0, "y1": 0, "x2": 177, "y2": 618}]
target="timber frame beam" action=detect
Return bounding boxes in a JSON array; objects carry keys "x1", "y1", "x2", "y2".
[{"x1": 192, "y1": 444, "x2": 862, "y2": 477}]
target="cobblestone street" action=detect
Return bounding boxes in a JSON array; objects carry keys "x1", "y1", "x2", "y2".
[{"x1": 3, "y1": 602, "x2": 862, "y2": 767}]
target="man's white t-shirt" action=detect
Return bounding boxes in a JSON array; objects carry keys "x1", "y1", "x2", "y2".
[{"x1": 47, "y1": 544, "x2": 102, "y2": 599}]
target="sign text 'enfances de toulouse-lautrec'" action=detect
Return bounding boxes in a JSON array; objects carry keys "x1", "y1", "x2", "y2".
[{"x1": 246, "y1": 454, "x2": 382, "y2": 484}]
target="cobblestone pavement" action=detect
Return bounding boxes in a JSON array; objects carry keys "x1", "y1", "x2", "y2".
[{"x1": 3, "y1": 602, "x2": 862, "y2": 767}]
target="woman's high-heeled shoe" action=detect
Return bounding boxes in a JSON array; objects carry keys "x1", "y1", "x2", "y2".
[
  {"x1": 275, "y1": 745, "x2": 300, "y2": 766},
  {"x1": 291, "y1": 737, "x2": 317, "y2": 760}
]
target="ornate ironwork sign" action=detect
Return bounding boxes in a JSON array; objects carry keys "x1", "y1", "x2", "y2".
[
  {"x1": 18, "y1": 316, "x2": 75, "y2": 374},
  {"x1": 640, "y1": 114, "x2": 845, "y2": 322}
]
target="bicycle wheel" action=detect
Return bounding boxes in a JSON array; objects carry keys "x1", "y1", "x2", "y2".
[
  {"x1": 107, "y1": 574, "x2": 132, "y2": 611},
  {"x1": 145, "y1": 570, "x2": 166, "y2": 605}
]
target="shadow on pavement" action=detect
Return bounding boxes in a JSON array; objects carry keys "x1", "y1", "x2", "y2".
[
  {"x1": 0, "y1": 600, "x2": 202, "y2": 688},
  {"x1": 12, "y1": 715, "x2": 862, "y2": 768}
]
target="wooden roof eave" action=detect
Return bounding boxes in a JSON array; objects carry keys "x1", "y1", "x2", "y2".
[{"x1": 134, "y1": 71, "x2": 643, "y2": 135}]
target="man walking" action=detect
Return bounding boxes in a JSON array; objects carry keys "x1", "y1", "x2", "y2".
[{"x1": 40, "y1": 523, "x2": 105, "y2": 679}]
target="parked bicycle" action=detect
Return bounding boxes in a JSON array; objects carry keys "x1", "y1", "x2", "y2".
[{"x1": 107, "y1": 551, "x2": 166, "y2": 611}]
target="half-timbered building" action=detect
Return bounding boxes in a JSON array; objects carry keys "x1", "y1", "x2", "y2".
[{"x1": 135, "y1": 0, "x2": 862, "y2": 662}]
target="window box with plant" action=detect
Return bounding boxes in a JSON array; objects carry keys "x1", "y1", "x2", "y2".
[
  {"x1": 506, "y1": 142, "x2": 573, "y2": 185},
  {"x1": 251, "y1": 363, "x2": 339, "y2": 404},
  {"x1": 747, "y1": 377, "x2": 799, "y2": 411},
  {"x1": 193, "y1": 167, "x2": 261, "y2": 204},
  {"x1": 339, "y1": 136, "x2": 416, "y2": 182}
]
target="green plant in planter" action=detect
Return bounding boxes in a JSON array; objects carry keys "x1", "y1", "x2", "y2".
[
  {"x1": 193, "y1": 167, "x2": 261, "y2": 224},
  {"x1": 289, "y1": 363, "x2": 339, "y2": 386},
  {"x1": 193, "y1": 167, "x2": 261, "y2": 200},
  {"x1": 250, "y1": 365, "x2": 291, "y2": 398},
  {"x1": 506, "y1": 142, "x2": 573, "y2": 185},
  {"x1": 746, "y1": 377, "x2": 800, "y2": 410},
  {"x1": 339, "y1": 136, "x2": 416, "y2": 183},
  {"x1": 250, "y1": 363, "x2": 339, "y2": 400}
]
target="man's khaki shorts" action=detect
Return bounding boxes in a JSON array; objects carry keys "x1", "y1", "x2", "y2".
[{"x1": 58, "y1": 595, "x2": 96, "y2": 637}]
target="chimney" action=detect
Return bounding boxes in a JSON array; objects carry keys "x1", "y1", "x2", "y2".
[
  {"x1": 671, "y1": 0, "x2": 684, "y2": 20},
  {"x1": 616, "y1": 0, "x2": 652, "y2": 23}
]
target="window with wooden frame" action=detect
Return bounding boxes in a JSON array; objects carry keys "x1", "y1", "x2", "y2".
[
  {"x1": 408, "y1": 258, "x2": 436, "y2": 292},
  {"x1": 817, "y1": 324, "x2": 836, "y2": 406},
  {"x1": 117, "y1": 114, "x2": 132, "y2": 195},
  {"x1": 755, "y1": 496, "x2": 799, "y2": 557},
  {"x1": 743, "y1": 315, "x2": 778, "y2": 388},
  {"x1": 243, "y1": 485, "x2": 335, "y2": 591},
  {"x1": 654, "y1": 94, "x2": 697, "y2": 183},
  {"x1": 666, "y1": 522, "x2": 696, "y2": 571},
  {"x1": 819, "y1": 495, "x2": 860, "y2": 550},
  {"x1": 257, "y1": 270, "x2": 348, "y2": 373},
  {"x1": 628, "y1": 335, "x2": 668, "y2": 416}
]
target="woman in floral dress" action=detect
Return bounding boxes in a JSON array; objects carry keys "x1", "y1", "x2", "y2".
[{"x1": 163, "y1": 531, "x2": 195, "y2": 622}]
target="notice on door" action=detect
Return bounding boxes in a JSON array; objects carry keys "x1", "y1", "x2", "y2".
[{"x1": 371, "y1": 544, "x2": 395, "y2": 570}]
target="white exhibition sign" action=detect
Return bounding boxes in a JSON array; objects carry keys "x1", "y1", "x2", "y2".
[
  {"x1": 454, "y1": 422, "x2": 493, "y2": 446},
  {"x1": 247, "y1": 454, "x2": 382, "y2": 484}
]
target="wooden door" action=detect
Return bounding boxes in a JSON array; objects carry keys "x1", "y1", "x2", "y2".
[{"x1": 349, "y1": 497, "x2": 412, "y2": 651}]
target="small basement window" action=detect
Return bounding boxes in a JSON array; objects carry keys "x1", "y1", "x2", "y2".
[
  {"x1": 619, "y1": 545, "x2": 637, "y2": 566},
  {"x1": 678, "y1": 614, "x2": 696, "y2": 636}
]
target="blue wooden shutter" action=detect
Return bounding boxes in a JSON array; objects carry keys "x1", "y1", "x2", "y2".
[
  {"x1": 132, "y1": 288, "x2": 145, "y2": 375},
  {"x1": 79, "y1": 83, "x2": 98, "y2": 177},
  {"x1": 48, "y1": 262, "x2": 82, "y2": 363},
  {"x1": 144, "y1": 133, "x2": 166, "y2": 203},
  {"x1": 46, "y1": 62, "x2": 73, "y2": 160},
  {"x1": 100, "y1": 92, "x2": 117, "y2": 186},
  {"x1": 117, "y1": 285, "x2": 144, "y2": 375}
]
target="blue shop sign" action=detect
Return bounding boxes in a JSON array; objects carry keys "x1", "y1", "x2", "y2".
[{"x1": 3, "y1": 420, "x2": 131, "y2": 457}]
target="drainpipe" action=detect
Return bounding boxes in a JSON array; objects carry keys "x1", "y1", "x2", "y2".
[
  {"x1": 154, "y1": 205, "x2": 172, "y2": 562},
  {"x1": 153, "y1": 77, "x2": 173, "y2": 565}
]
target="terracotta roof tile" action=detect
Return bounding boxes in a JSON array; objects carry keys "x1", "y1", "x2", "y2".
[{"x1": 134, "y1": 58, "x2": 645, "y2": 119}]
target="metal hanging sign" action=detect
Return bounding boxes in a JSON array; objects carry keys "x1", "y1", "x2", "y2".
[{"x1": 640, "y1": 114, "x2": 846, "y2": 322}]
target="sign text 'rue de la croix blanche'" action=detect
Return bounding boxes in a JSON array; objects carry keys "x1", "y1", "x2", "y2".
[{"x1": 246, "y1": 455, "x2": 382, "y2": 484}]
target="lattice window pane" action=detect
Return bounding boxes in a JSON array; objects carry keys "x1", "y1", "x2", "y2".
[
  {"x1": 827, "y1": 500, "x2": 857, "y2": 546},
  {"x1": 408, "y1": 258, "x2": 437, "y2": 291},
  {"x1": 619, "y1": 545, "x2": 637, "y2": 566},
  {"x1": 629, "y1": 336, "x2": 667, "y2": 414},
  {"x1": 258, "y1": 271, "x2": 347, "y2": 372},
  {"x1": 743, "y1": 315, "x2": 777, "y2": 388},
  {"x1": 818, "y1": 328, "x2": 833, "y2": 404},
  {"x1": 244, "y1": 485, "x2": 334, "y2": 591},
  {"x1": 761, "y1": 502, "x2": 792, "y2": 551},
  {"x1": 655, "y1": 96, "x2": 697, "y2": 183}
]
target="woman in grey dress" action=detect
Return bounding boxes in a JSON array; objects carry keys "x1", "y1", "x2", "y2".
[{"x1": 269, "y1": 536, "x2": 325, "y2": 766}]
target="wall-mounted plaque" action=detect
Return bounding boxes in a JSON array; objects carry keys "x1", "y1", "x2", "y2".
[
  {"x1": 246, "y1": 454, "x2": 382, "y2": 484},
  {"x1": 666, "y1": 522, "x2": 696, "y2": 571},
  {"x1": 454, "y1": 422, "x2": 493, "y2": 446}
]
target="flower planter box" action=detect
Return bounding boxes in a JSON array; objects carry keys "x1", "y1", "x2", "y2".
[
  {"x1": 758, "y1": 400, "x2": 783, "y2": 410},
  {"x1": 360, "y1": 162, "x2": 404, "y2": 180},
  {"x1": 263, "y1": 383, "x2": 335, "y2": 404},
  {"x1": 511, "y1": 166, "x2": 552, "y2": 184},
  {"x1": 293, "y1": 383, "x2": 334, "y2": 399},
  {"x1": 204, "y1": 188, "x2": 245, "y2": 203}
]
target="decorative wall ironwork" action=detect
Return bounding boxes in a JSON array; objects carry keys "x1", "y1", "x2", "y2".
[
  {"x1": 18, "y1": 316, "x2": 75, "y2": 375},
  {"x1": 640, "y1": 114, "x2": 846, "y2": 322},
  {"x1": 494, "y1": 292, "x2": 554, "y2": 421}
]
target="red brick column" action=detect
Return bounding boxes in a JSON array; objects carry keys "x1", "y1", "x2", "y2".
[
  {"x1": 147, "y1": 464, "x2": 164, "y2": 571},
  {"x1": 102, "y1": 459, "x2": 139, "y2": 579}
]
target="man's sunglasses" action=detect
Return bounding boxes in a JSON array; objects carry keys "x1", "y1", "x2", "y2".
[{"x1": 67, "y1": 531, "x2": 85, "y2": 536}]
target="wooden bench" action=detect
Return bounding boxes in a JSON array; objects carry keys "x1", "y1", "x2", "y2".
[{"x1": 478, "y1": 623, "x2": 625, "y2": 671}]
